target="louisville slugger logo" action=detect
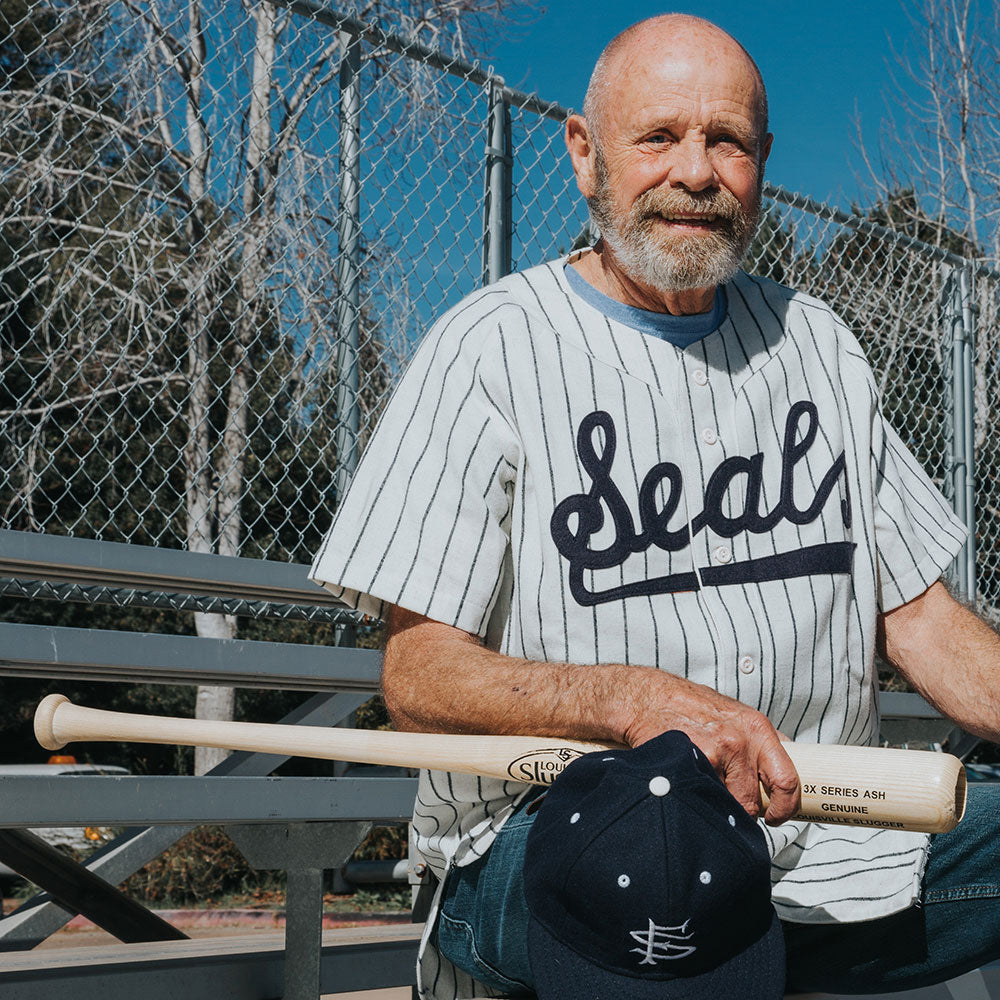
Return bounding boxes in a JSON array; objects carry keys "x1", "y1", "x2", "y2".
[
  {"x1": 506, "y1": 747, "x2": 585, "y2": 784},
  {"x1": 550, "y1": 402, "x2": 854, "y2": 607}
]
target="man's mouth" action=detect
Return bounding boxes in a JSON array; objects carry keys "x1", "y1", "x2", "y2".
[
  {"x1": 647, "y1": 212, "x2": 726, "y2": 232},
  {"x1": 656, "y1": 213, "x2": 719, "y2": 225}
]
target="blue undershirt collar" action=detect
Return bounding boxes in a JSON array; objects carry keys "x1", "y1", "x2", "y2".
[{"x1": 563, "y1": 261, "x2": 727, "y2": 348}]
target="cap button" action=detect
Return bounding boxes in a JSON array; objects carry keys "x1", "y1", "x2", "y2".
[{"x1": 648, "y1": 776, "x2": 671, "y2": 796}]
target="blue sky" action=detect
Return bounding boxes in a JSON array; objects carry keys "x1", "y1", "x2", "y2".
[{"x1": 491, "y1": 1, "x2": 918, "y2": 211}]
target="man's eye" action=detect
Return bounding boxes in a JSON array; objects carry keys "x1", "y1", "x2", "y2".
[{"x1": 645, "y1": 134, "x2": 672, "y2": 145}]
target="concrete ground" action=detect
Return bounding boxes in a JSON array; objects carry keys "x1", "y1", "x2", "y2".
[
  {"x1": 327, "y1": 991, "x2": 409, "y2": 999},
  {"x1": 12, "y1": 908, "x2": 419, "y2": 999},
  {"x1": 31, "y1": 913, "x2": 411, "y2": 950},
  {"x1": 28, "y1": 926, "x2": 412, "y2": 999}
]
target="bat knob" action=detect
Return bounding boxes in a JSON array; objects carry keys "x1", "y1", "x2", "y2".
[{"x1": 34, "y1": 694, "x2": 70, "y2": 751}]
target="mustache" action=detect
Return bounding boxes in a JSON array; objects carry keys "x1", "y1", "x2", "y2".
[{"x1": 633, "y1": 188, "x2": 745, "y2": 226}]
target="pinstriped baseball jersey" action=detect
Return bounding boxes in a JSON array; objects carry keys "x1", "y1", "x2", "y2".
[{"x1": 311, "y1": 253, "x2": 966, "y2": 999}]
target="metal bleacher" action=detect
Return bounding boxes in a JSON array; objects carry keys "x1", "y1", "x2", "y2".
[{"x1": 0, "y1": 527, "x2": 425, "y2": 998}]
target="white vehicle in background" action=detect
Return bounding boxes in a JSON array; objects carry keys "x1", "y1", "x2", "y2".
[
  {"x1": 966, "y1": 763, "x2": 1000, "y2": 783},
  {"x1": 0, "y1": 755, "x2": 128, "y2": 885}
]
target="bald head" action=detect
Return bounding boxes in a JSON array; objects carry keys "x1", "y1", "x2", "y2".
[{"x1": 583, "y1": 15, "x2": 769, "y2": 150}]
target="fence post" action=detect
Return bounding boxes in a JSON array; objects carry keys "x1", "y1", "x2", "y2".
[
  {"x1": 482, "y1": 78, "x2": 512, "y2": 285},
  {"x1": 332, "y1": 35, "x2": 363, "y2": 897},
  {"x1": 334, "y1": 30, "x2": 363, "y2": 501},
  {"x1": 959, "y1": 265, "x2": 978, "y2": 601},
  {"x1": 947, "y1": 264, "x2": 976, "y2": 601}
]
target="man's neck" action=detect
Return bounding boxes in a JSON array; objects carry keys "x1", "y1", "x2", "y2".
[{"x1": 571, "y1": 242, "x2": 717, "y2": 316}]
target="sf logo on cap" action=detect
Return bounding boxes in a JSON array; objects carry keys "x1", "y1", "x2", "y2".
[{"x1": 629, "y1": 918, "x2": 697, "y2": 965}]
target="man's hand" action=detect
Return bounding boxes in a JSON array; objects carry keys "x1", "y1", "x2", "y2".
[
  {"x1": 383, "y1": 605, "x2": 800, "y2": 826},
  {"x1": 623, "y1": 671, "x2": 800, "y2": 825}
]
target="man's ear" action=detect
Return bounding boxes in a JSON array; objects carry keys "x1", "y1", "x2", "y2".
[
  {"x1": 760, "y1": 132, "x2": 774, "y2": 169},
  {"x1": 565, "y1": 114, "x2": 598, "y2": 199}
]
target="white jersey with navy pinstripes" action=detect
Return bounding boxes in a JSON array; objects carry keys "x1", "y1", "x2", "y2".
[{"x1": 310, "y1": 253, "x2": 966, "y2": 999}]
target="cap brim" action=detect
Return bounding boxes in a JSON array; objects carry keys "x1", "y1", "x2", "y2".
[{"x1": 528, "y1": 909, "x2": 785, "y2": 1000}]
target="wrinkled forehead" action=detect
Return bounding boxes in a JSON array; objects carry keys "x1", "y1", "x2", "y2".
[
  {"x1": 622, "y1": 56, "x2": 758, "y2": 125},
  {"x1": 589, "y1": 18, "x2": 767, "y2": 137}
]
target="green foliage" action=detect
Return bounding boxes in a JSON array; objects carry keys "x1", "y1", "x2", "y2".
[
  {"x1": 747, "y1": 203, "x2": 797, "y2": 286},
  {"x1": 348, "y1": 886, "x2": 411, "y2": 911},
  {"x1": 114, "y1": 823, "x2": 406, "y2": 907},
  {"x1": 814, "y1": 190, "x2": 966, "y2": 485},
  {"x1": 0, "y1": 0, "x2": 64, "y2": 89},
  {"x1": 120, "y1": 827, "x2": 283, "y2": 906},
  {"x1": 353, "y1": 823, "x2": 408, "y2": 862},
  {"x1": 8, "y1": 825, "x2": 411, "y2": 907}
]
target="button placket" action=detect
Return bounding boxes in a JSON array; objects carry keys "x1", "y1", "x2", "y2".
[
  {"x1": 685, "y1": 356, "x2": 729, "y2": 576},
  {"x1": 713, "y1": 544, "x2": 732, "y2": 564}
]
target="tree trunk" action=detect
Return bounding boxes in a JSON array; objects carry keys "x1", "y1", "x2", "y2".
[
  {"x1": 191, "y1": 1, "x2": 277, "y2": 772},
  {"x1": 172, "y1": 0, "x2": 240, "y2": 774}
]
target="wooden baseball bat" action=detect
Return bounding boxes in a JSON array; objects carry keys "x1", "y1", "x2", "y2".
[{"x1": 34, "y1": 694, "x2": 966, "y2": 833}]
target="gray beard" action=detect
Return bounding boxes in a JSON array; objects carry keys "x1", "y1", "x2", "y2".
[{"x1": 587, "y1": 151, "x2": 760, "y2": 294}]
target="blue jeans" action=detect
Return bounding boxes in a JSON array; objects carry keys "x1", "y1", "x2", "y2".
[{"x1": 434, "y1": 784, "x2": 1000, "y2": 995}]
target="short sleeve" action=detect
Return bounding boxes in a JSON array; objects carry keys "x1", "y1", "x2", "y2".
[
  {"x1": 871, "y1": 409, "x2": 967, "y2": 611},
  {"x1": 309, "y1": 302, "x2": 520, "y2": 636}
]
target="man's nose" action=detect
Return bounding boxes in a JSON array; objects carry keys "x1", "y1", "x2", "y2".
[{"x1": 667, "y1": 137, "x2": 717, "y2": 191}]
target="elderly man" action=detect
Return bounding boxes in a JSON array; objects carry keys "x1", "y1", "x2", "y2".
[{"x1": 312, "y1": 14, "x2": 1000, "y2": 999}]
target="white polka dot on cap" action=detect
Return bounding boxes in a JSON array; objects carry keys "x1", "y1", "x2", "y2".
[{"x1": 648, "y1": 776, "x2": 671, "y2": 796}]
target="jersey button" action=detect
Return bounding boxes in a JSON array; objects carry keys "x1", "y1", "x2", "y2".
[
  {"x1": 739, "y1": 655, "x2": 756, "y2": 675},
  {"x1": 713, "y1": 544, "x2": 732, "y2": 564},
  {"x1": 691, "y1": 368, "x2": 708, "y2": 386},
  {"x1": 701, "y1": 427, "x2": 718, "y2": 445}
]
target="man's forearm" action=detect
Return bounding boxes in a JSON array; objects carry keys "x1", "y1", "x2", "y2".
[
  {"x1": 881, "y1": 581, "x2": 1000, "y2": 743},
  {"x1": 381, "y1": 605, "x2": 801, "y2": 822},
  {"x1": 382, "y1": 604, "x2": 649, "y2": 745}
]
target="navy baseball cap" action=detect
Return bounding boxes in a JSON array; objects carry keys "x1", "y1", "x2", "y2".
[{"x1": 523, "y1": 730, "x2": 785, "y2": 999}]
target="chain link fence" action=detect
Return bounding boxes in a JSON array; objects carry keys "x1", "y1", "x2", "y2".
[{"x1": 0, "y1": 0, "x2": 998, "y2": 612}]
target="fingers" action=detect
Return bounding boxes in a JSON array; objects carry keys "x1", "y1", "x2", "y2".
[
  {"x1": 705, "y1": 721, "x2": 799, "y2": 824},
  {"x1": 757, "y1": 738, "x2": 801, "y2": 825},
  {"x1": 717, "y1": 746, "x2": 767, "y2": 819}
]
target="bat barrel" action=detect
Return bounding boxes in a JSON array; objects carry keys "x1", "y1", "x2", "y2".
[{"x1": 781, "y1": 742, "x2": 967, "y2": 834}]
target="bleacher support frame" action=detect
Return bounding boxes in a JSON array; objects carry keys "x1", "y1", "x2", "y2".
[{"x1": 0, "y1": 530, "x2": 424, "y2": 998}]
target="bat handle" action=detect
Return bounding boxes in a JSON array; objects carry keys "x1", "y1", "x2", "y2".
[{"x1": 35, "y1": 693, "x2": 70, "y2": 751}]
